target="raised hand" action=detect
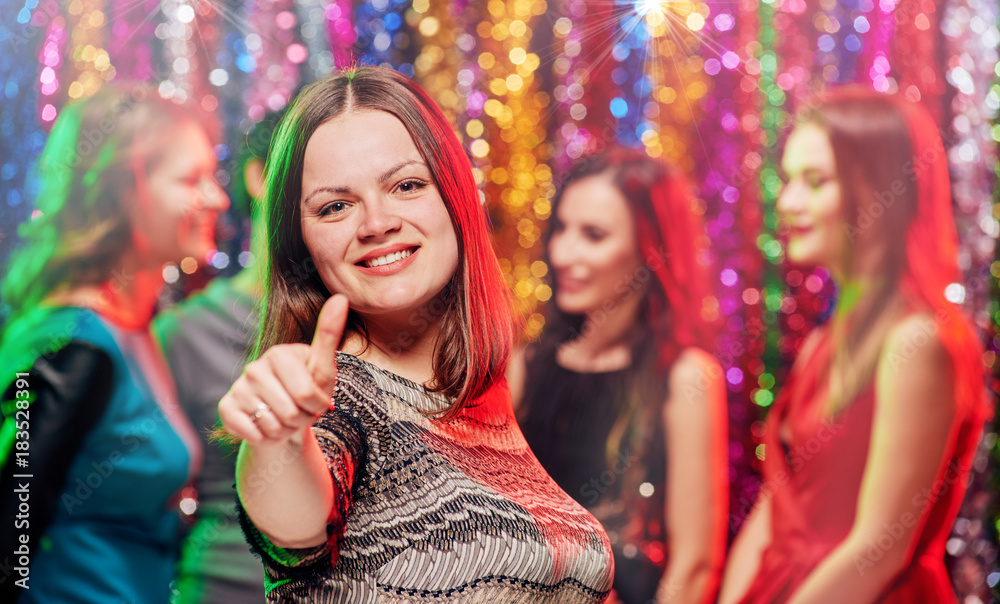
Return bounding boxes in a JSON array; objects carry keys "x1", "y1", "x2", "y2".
[{"x1": 219, "y1": 294, "x2": 349, "y2": 446}]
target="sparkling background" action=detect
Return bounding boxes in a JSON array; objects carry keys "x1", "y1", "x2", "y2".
[{"x1": 0, "y1": 0, "x2": 997, "y2": 599}]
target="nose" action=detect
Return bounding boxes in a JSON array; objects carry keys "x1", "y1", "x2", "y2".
[
  {"x1": 199, "y1": 178, "x2": 230, "y2": 212},
  {"x1": 357, "y1": 197, "x2": 402, "y2": 239},
  {"x1": 548, "y1": 231, "x2": 574, "y2": 270},
  {"x1": 775, "y1": 180, "x2": 803, "y2": 221}
]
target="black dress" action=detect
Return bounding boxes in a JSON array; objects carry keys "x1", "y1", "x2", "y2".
[{"x1": 518, "y1": 346, "x2": 668, "y2": 604}]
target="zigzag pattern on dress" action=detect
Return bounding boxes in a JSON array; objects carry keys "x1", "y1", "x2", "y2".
[{"x1": 239, "y1": 352, "x2": 613, "y2": 603}]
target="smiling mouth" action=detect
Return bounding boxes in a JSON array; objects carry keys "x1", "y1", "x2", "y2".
[
  {"x1": 360, "y1": 247, "x2": 416, "y2": 268},
  {"x1": 557, "y1": 278, "x2": 587, "y2": 293}
]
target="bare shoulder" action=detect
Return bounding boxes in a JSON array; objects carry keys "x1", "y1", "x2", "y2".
[
  {"x1": 667, "y1": 347, "x2": 724, "y2": 409},
  {"x1": 876, "y1": 312, "x2": 956, "y2": 417},
  {"x1": 879, "y1": 312, "x2": 951, "y2": 374}
]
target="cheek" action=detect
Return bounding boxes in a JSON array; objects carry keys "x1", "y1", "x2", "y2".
[
  {"x1": 301, "y1": 223, "x2": 351, "y2": 282},
  {"x1": 814, "y1": 192, "x2": 844, "y2": 245},
  {"x1": 152, "y1": 186, "x2": 193, "y2": 225},
  {"x1": 811, "y1": 186, "x2": 842, "y2": 222},
  {"x1": 427, "y1": 205, "x2": 459, "y2": 259},
  {"x1": 597, "y1": 243, "x2": 641, "y2": 281}
]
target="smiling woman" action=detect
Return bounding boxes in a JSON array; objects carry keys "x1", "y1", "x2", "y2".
[
  {"x1": 719, "y1": 88, "x2": 989, "y2": 604},
  {"x1": 217, "y1": 66, "x2": 614, "y2": 602},
  {"x1": 511, "y1": 149, "x2": 729, "y2": 604},
  {"x1": 299, "y1": 110, "x2": 459, "y2": 331}
]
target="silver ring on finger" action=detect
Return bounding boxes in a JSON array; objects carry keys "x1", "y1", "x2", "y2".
[{"x1": 250, "y1": 400, "x2": 270, "y2": 423}]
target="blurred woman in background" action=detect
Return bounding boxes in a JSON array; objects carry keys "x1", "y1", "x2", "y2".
[
  {"x1": 511, "y1": 149, "x2": 729, "y2": 604},
  {"x1": 719, "y1": 88, "x2": 989, "y2": 603},
  {"x1": 0, "y1": 84, "x2": 228, "y2": 602}
]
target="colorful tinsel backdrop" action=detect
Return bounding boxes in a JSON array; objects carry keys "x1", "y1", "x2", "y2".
[{"x1": 1, "y1": 0, "x2": 998, "y2": 599}]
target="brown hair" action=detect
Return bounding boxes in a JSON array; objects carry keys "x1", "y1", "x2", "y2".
[
  {"x1": 255, "y1": 66, "x2": 513, "y2": 415},
  {"x1": 798, "y1": 88, "x2": 927, "y2": 409},
  {"x1": 532, "y1": 148, "x2": 717, "y2": 520},
  {"x1": 1, "y1": 84, "x2": 205, "y2": 318}
]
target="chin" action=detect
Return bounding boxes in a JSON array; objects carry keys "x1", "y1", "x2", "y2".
[
  {"x1": 786, "y1": 243, "x2": 819, "y2": 267},
  {"x1": 554, "y1": 293, "x2": 597, "y2": 317}
]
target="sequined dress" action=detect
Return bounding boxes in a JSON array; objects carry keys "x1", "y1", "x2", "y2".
[{"x1": 238, "y1": 352, "x2": 613, "y2": 603}]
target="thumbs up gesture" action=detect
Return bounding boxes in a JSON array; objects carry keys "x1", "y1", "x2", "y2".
[{"x1": 219, "y1": 295, "x2": 349, "y2": 446}]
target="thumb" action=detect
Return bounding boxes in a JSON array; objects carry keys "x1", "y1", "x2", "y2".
[{"x1": 308, "y1": 294, "x2": 348, "y2": 397}]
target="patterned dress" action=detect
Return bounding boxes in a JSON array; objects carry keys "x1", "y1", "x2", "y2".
[{"x1": 239, "y1": 352, "x2": 614, "y2": 602}]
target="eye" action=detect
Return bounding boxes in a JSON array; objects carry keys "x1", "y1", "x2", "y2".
[
  {"x1": 805, "y1": 171, "x2": 832, "y2": 190},
  {"x1": 318, "y1": 201, "x2": 350, "y2": 217},
  {"x1": 396, "y1": 179, "x2": 428, "y2": 194},
  {"x1": 583, "y1": 226, "x2": 607, "y2": 242}
]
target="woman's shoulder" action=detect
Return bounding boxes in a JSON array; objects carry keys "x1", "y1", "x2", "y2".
[
  {"x1": 664, "y1": 346, "x2": 724, "y2": 407},
  {"x1": 668, "y1": 347, "x2": 722, "y2": 385},
  {"x1": 879, "y1": 312, "x2": 951, "y2": 372},
  {"x1": 0, "y1": 306, "x2": 120, "y2": 375},
  {"x1": 333, "y1": 351, "x2": 452, "y2": 417}
]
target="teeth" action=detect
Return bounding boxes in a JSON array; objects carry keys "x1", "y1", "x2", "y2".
[{"x1": 365, "y1": 249, "x2": 412, "y2": 268}]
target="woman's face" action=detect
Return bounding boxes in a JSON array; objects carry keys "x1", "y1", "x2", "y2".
[
  {"x1": 299, "y1": 110, "x2": 459, "y2": 324},
  {"x1": 132, "y1": 121, "x2": 229, "y2": 267},
  {"x1": 548, "y1": 174, "x2": 647, "y2": 317},
  {"x1": 777, "y1": 122, "x2": 844, "y2": 274}
]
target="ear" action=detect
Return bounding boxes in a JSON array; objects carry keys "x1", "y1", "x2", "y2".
[{"x1": 244, "y1": 158, "x2": 265, "y2": 200}]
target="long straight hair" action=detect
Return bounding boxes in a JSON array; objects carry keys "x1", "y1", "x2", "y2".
[
  {"x1": 801, "y1": 88, "x2": 985, "y2": 417},
  {"x1": 255, "y1": 66, "x2": 513, "y2": 415}
]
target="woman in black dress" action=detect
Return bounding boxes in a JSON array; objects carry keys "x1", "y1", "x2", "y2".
[{"x1": 511, "y1": 149, "x2": 729, "y2": 604}]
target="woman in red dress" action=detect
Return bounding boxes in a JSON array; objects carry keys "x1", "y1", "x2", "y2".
[{"x1": 718, "y1": 88, "x2": 990, "y2": 603}]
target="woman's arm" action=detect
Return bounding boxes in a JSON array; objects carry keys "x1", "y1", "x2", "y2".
[
  {"x1": 0, "y1": 342, "x2": 115, "y2": 604},
  {"x1": 786, "y1": 314, "x2": 960, "y2": 604},
  {"x1": 656, "y1": 347, "x2": 729, "y2": 604},
  {"x1": 219, "y1": 296, "x2": 349, "y2": 549},
  {"x1": 717, "y1": 325, "x2": 829, "y2": 604},
  {"x1": 718, "y1": 492, "x2": 773, "y2": 604}
]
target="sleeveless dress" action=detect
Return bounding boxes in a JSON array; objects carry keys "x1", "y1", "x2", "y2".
[
  {"x1": 238, "y1": 352, "x2": 613, "y2": 602},
  {"x1": 518, "y1": 349, "x2": 667, "y2": 604},
  {"x1": 739, "y1": 325, "x2": 985, "y2": 603},
  {"x1": 0, "y1": 306, "x2": 201, "y2": 602}
]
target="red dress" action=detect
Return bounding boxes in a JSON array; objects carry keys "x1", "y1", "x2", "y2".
[{"x1": 740, "y1": 326, "x2": 985, "y2": 603}]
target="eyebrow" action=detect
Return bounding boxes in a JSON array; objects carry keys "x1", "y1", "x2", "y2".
[
  {"x1": 301, "y1": 159, "x2": 427, "y2": 206},
  {"x1": 379, "y1": 159, "x2": 425, "y2": 184}
]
